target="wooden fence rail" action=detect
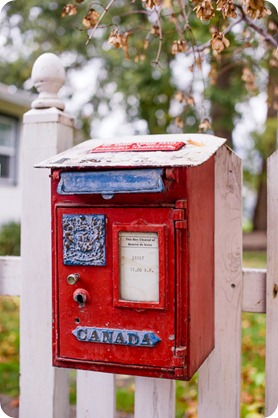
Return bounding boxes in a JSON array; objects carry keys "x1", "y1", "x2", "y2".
[
  {"x1": 0, "y1": 261, "x2": 272, "y2": 417},
  {"x1": 0, "y1": 52, "x2": 277, "y2": 418}
]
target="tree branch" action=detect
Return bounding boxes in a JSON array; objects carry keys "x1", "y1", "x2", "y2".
[
  {"x1": 86, "y1": 0, "x2": 117, "y2": 44},
  {"x1": 153, "y1": 9, "x2": 163, "y2": 65},
  {"x1": 187, "y1": 15, "x2": 244, "y2": 54},
  {"x1": 236, "y1": 5, "x2": 278, "y2": 49}
]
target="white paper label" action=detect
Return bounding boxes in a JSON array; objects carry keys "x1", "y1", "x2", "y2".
[{"x1": 119, "y1": 232, "x2": 159, "y2": 302}]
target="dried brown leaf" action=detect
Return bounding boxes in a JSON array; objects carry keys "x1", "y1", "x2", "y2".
[
  {"x1": 82, "y1": 8, "x2": 100, "y2": 28},
  {"x1": 61, "y1": 3, "x2": 77, "y2": 17},
  {"x1": 194, "y1": 0, "x2": 215, "y2": 21},
  {"x1": 172, "y1": 40, "x2": 188, "y2": 54},
  {"x1": 198, "y1": 118, "x2": 211, "y2": 132},
  {"x1": 210, "y1": 31, "x2": 230, "y2": 54}
]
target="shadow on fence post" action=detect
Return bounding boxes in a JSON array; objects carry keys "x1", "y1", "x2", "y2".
[
  {"x1": 265, "y1": 150, "x2": 278, "y2": 417},
  {"x1": 19, "y1": 53, "x2": 74, "y2": 418},
  {"x1": 198, "y1": 146, "x2": 242, "y2": 418}
]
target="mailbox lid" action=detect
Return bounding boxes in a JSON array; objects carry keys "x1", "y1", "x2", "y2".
[{"x1": 36, "y1": 133, "x2": 226, "y2": 169}]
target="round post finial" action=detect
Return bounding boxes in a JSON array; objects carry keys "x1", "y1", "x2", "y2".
[{"x1": 31, "y1": 53, "x2": 66, "y2": 111}]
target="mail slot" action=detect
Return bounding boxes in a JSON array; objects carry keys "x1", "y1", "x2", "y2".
[{"x1": 37, "y1": 134, "x2": 226, "y2": 380}]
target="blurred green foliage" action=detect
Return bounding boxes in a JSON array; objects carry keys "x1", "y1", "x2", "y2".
[
  {"x1": 0, "y1": 222, "x2": 20, "y2": 256},
  {"x1": 0, "y1": 296, "x2": 20, "y2": 397}
]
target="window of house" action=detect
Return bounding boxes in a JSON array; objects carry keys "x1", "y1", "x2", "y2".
[{"x1": 0, "y1": 114, "x2": 18, "y2": 185}]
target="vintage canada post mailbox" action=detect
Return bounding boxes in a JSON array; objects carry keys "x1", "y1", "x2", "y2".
[{"x1": 37, "y1": 134, "x2": 226, "y2": 380}]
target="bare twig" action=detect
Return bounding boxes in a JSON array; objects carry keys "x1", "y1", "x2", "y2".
[
  {"x1": 236, "y1": 5, "x2": 278, "y2": 49},
  {"x1": 187, "y1": 14, "x2": 244, "y2": 54},
  {"x1": 170, "y1": 14, "x2": 182, "y2": 38},
  {"x1": 153, "y1": 9, "x2": 163, "y2": 65},
  {"x1": 177, "y1": 0, "x2": 189, "y2": 26},
  {"x1": 86, "y1": 0, "x2": 117, "y2": 44}
]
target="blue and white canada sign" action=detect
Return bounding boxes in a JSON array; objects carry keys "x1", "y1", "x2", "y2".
[{"x1": 72, "y1": 326, "x2": 161, "y2": 348}]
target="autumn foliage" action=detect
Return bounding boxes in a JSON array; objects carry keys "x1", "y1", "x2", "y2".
[{"x1": 61, "y1": 0, "x2": 277, "y2": 130}]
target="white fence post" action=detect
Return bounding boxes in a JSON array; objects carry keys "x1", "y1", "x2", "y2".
[
  {"x1": 19, "y1": 53, "x2": 74, "y2": 418},
  {"x1": 0, "y1": 256, "x2": 21, "y2": 296},
  {"x1": 134, "y1": 377, "x2": 175, "y2": 418},
  {"x1": 198, "y1": 146, "x2": 242, "y2": 418},
  {"x1": 76, "y1": 371, "x2": 116, "y2": 418},
  {"x1": 265, "y1": 150, "x2": 278, "y2": 416}
]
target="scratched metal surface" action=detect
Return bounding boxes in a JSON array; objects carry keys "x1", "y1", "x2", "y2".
[{"x1": 35, "y1": 133, "x2": 226, "y2": 168}]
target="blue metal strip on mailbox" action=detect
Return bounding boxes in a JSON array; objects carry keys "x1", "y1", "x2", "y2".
[
  {"x1": 72, "y1": 326, "x2": 161, "y2": 347},
  {"x1": 57, "y1": 169, "x2": 164, "y2": 195}
]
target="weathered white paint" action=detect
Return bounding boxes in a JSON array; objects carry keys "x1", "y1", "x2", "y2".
[
  {"x1": 19, "y1": 107, "x2": 74, "y2": 418},
  {"x1": 76, "y1": 371, "x2": 116, "y2": 418},
  {"x1": 135, "y1": 376, "x2": 175, "y2": 418},
  {"x1": 265, "y1": 150, "x2": 278, "y2": 417},
  {"x1": 198, "y1": 146, "x2": 242, "y2": 418},
  {"x1": 36, "y1": 134, "x2": 226, "y2": 169},
  {"x1": 53, "y1": 369, "x2": 70, "y2": 418},
  {"x1": 242, "y1": 268, "x2": 266, "y2": 313},
  {"x1": 0, "y1": 256, "x2": 21, "y2": 296},
  {"x1": 19, "y1": 53, "x2": 74, "y2": 418},
  {"x1": 31, "y1": 53, "x2": 66, "y2": 111}
]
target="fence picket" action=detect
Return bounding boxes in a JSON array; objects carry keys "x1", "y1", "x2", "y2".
[
  {"x1": 265, "y1": 150, "x2": 278, "y2": 416},
  {"x1": 0, "y1": 256, "x2": 21, "y2": 296},
  {"x1": 134, "y1": 377, "x2": 175, "y2": 418},
  {"x1": 242, "y1": 268, "x2": 266, "y2": 313},
  {"x1": 198, "y1": 146, "x2": 242, "y2": 418},
  {"x1": 76, "y1": 371, "x2": 116, "y2": 418}
]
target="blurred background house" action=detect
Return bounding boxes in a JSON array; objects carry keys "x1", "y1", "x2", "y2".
[{"x1": 0, "y1": 83, "x2": 31, "y2": 225}]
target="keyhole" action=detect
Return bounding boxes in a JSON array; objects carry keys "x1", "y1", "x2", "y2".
[
  {"x1": 76, "y1": 294, "x2": 85, "y2": 304},
  {"x1": 73, "y1": 289, "x2": 89, "y2": 308}
]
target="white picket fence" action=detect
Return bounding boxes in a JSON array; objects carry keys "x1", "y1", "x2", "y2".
[{"x1": 0, "y1": 53, "x2": 277, "y2": 418}]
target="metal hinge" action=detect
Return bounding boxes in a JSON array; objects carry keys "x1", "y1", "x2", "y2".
[
  {"x1": 173, "y1": 346, "x2": 187, "y2": 367},
  {"x1": 175, "y1": 220, "x2": 187, "y2": 229},
  {"x1": 175, "y1": 200, "x2": 187, "y2": 210},
  {"x1": 174, "y1": 200, "x2": 187, "y2": 229},
  {"x1": 175, "y1": 346, "x2": 187, "y2": 357}
]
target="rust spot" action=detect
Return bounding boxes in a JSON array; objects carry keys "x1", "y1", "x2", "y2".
[{"x1": 273, "y1": 284, "x2": 278, "y2": 298}]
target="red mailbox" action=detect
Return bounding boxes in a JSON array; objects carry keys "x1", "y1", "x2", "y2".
[{"x1": 37, "y1": 134, "x2": 226, "y2": 380}]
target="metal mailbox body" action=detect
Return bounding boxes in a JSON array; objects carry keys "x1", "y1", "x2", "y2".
[{"x1": 37, "y1": 134, "x2": 226, "y2": 380}]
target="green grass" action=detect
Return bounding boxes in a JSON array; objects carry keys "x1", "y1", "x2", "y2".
[
  {"x1": 0, "y1": 251, "x2": 267, "y2": 417},
  {"x1": 0, "y1": 296, "x2": 20, "y2": 397},
  {"x1": 0, "y1": 223, "x2": 20, "y2": 256},
  {"x1": 116, "y1": 386, "x2": 135, "y2": 413},
  {"x1": 243, "y1": 251, "x2": 267, "y2": 269}
]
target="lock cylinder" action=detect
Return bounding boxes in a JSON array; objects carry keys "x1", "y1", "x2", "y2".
[
  {"x1": 67, "y1": 273, "x2": 80, "y2": 285},
  {"x1": 73, "y1": 288, "x2": 89, "y2": 308}
]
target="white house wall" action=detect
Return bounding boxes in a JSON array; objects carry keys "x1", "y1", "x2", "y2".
[
  {"x1": 0, "y1": 122, "x2": 23, "y2": 226},
  {"x1": 0, "y1": 83, "x2": 31, "y2": 227}
]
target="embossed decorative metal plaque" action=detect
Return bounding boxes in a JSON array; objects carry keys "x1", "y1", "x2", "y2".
[
  {"x1": 72, "y1": 326, "x2": 161, "y2": 347},
  {"x1": 63, "y1": 214, "x2": 106, "y2": 266}
]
